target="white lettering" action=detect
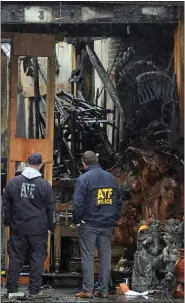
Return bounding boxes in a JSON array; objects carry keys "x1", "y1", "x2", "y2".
[
  {"x1": 21, "y1": 182, "x2": 36, "y2": 199},
  {"x1": 21, "y1": 183, "x2": 28, "y2": 198}
]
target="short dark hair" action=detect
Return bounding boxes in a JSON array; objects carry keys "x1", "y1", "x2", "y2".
[
  {"x1": 81, "y1": 151, "x2": 98, "y2": 166},
  {"x1": 28, "y1": 153, "x2": 42, "y2": 165}
]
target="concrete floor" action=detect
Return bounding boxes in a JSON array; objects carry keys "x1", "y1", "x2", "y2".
[{"x1": 1, "y1": 287, "x2": 184, "y2": 303}]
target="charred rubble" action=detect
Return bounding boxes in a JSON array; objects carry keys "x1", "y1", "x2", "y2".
[
  {"x1": 112, "y1": 46, "x2": 184, "y2": 244},
  {"x1": 111, "y1": 47, "x2": 184, "y2": 296},
  {"x1": 19, "y1": 54, "x2": 119, "y2": 177},
  {"x1": 1, "y1": 46, "x2": 184, "y2": 229}
]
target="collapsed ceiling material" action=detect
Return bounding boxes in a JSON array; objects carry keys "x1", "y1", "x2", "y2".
[{"x1": 22, "y1": 54, "x2": 117, "y2": 175}]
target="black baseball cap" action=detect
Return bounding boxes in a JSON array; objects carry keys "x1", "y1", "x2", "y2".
[{"x1": 28, "y1": 153, "x2": 42, "y2": 165}]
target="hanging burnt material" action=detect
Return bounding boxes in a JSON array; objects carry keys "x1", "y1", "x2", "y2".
[
  {"x1": 22, "y1": 56, "x2": 34, "y2": 77},
  {"x1": 86, "y1": 45, "x2": 125, "y2": 120},
  {"x1": 136, "y1": 71, "x2": 176, "y2": 105},
  {"x1": 68, "y1": 55, "x2": 82, "y2": 90},
  {"x1": 115, "y1": 47, "x2": 180, "y2": 151}
]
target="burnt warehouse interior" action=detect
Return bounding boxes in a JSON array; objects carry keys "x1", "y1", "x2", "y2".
[{"x1": 1, "y1": 1, "x2": 184, "y2": 301}]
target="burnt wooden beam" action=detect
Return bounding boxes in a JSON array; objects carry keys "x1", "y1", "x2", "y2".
[
  {"x1": 1, "y1": 31, "x2": 65, "y2": 43},
  {"x1": 33, "y1": 57, "x2": 41, "y2": 139},
  {"x1": 174, "y1": 12, "x2": 184, "y2": 136},
  {"x1": 1, "y1": 23, "x2": 178, "y2": 38},
  {"x1": 1, "y1": 2, "x2": 181, "y2": 26}
]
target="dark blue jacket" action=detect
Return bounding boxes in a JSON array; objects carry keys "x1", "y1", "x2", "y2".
[
  {"x1": 2, "y1": 167, "x2": 56, "y2": 234},
  {"x1": 72, "y1": 164, "x2": 122, "y2": 228}
]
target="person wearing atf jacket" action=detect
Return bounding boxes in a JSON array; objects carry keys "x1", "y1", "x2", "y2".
[
  {"x1": 2, "y1": 153, "x2": 56, "y2": 297},
  {"x1": 73, "y1": 151, "x2": 122, "y2": 299}
]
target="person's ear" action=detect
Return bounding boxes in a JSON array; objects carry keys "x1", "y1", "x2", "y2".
[
  {"x1": 82, "y1": 162, "x2": 87, "y2": 169},
  {"x1": 96, "y1": 153, "x2": 99, "y2": 163}
]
